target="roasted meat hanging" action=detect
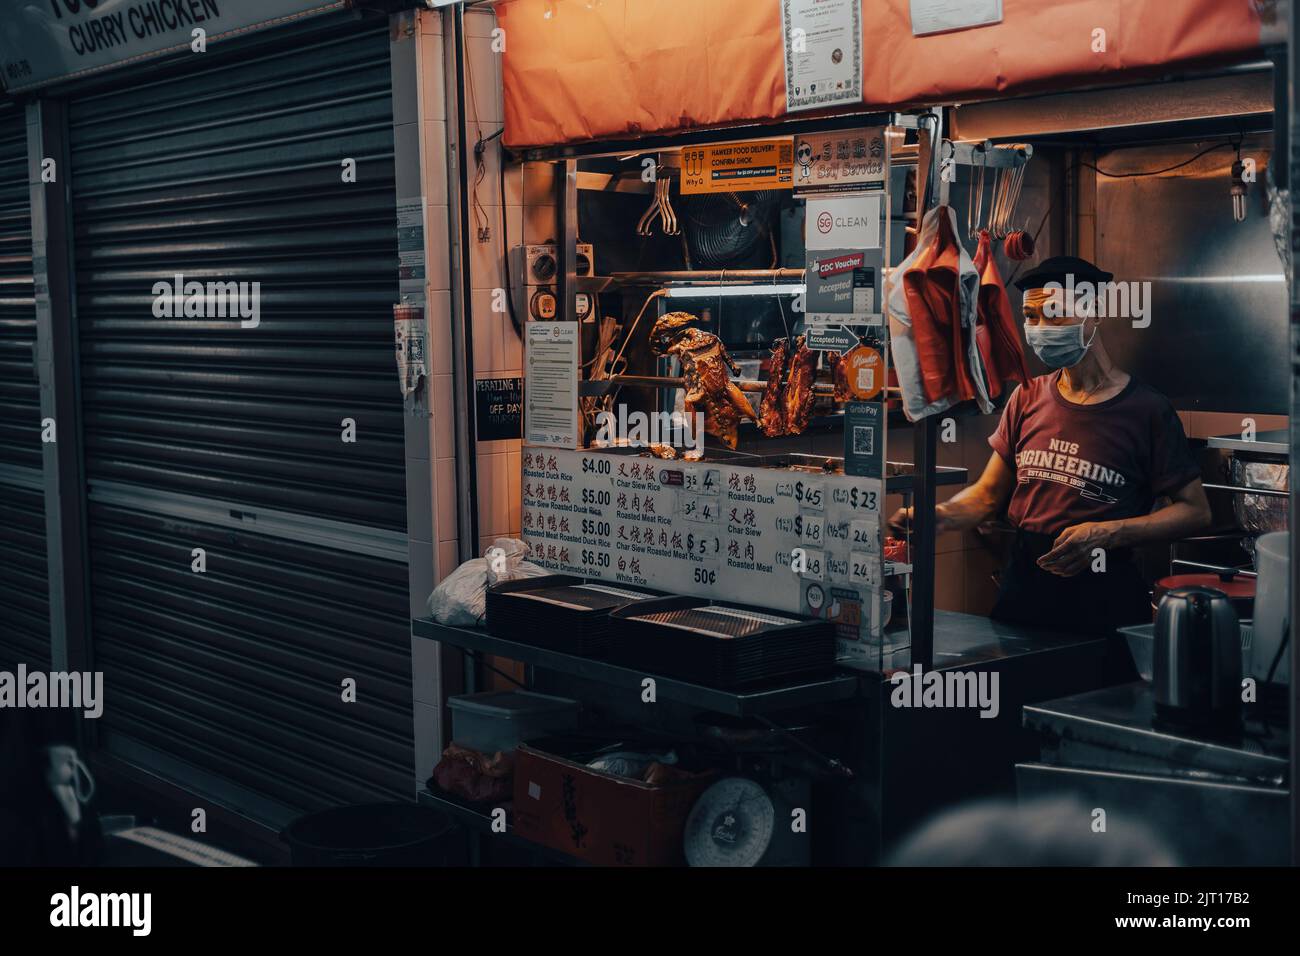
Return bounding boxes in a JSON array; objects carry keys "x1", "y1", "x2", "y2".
[
  {"x1": 758, "y1": 338, "x2": 789, "y2": 437},
  {"x1": 828, "y1": 350, "x2": 852, "y2": 403},
  {"x1": 782, "y1": 336, "x2": 818, "y2": 436},
  {"x1": 650, "y1": 311, "x2": 755, "y2": 450},
  {"x1": 972, "y1": 229, "x2": 1031, "y2": 400}
]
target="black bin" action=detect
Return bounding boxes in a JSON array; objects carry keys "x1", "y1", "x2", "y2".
[{"x1": 282, "y1": 803, "x2": 464, "y2": 867}]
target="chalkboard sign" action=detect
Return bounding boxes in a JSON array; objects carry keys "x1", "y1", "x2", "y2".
[{"x1": 475, "y1": 377, "x2": 523, "y2": 440}]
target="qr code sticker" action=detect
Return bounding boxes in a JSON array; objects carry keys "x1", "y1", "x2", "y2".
[{"x1": 853, "y1": 425, "x2": 875, "y2": 456}]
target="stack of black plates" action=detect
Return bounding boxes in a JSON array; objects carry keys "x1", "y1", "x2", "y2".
[
  {"x1": 485, "y1": 575, "x2": 666, "y2": 657},
  {"x1": 608, "y1": 598, "x2": 836, "y2": 688}
]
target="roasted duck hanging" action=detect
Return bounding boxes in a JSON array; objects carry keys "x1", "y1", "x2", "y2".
[
  {"x1": 757, "y1": 334, "x2": 819, "y2": 437},
  {"x1": 650, "y1": 311, "x2": 755, "y2": 450},
  {"x1": 782, "y1": 336, "x2": 818, "y2": 436},
  {"x1": 758, "y1": 338, "x2": 789, "y2": 438}
]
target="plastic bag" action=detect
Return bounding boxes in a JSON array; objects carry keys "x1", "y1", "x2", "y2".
[
  {"x1": 425, "y1": 538, "x2": 548, "y2": 626},
  {"x1": 587, "y1": 749, "x2": 678, "y2": 780}
]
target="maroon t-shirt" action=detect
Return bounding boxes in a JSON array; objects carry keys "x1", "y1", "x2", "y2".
[{"x1": 988, "y1": 372, "x2": 1200, "y2": 536}]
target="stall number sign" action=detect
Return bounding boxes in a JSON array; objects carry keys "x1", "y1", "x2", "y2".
[
  {"x1": 0, "y1": 0, "x2": 341, "y2": 91},
  {"x1": 680, "y1": 139, "x2": 794, "y2": 195},
  {"x1": 476, "y1": 377, "x2": 522, "y2": 441}
]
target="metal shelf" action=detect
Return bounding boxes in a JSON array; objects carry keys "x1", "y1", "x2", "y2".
[
  {"x1": 412, "y1": 618, "x2": 862, "y2": 717},
  {"x1": 1206, "y1": 429, "x2": 1288, "y2": 455}
]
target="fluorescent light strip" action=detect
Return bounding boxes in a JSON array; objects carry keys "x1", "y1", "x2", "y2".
[{"x1": 664, "y1": 284, "x2": 806, "y2": 298}]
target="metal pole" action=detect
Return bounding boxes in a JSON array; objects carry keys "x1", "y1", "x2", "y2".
[
  {"x1": 911, "y1": 417, "x2": 938, "y2": 671},
  {"x1": 28, "y1": 99, "x2": 94, "y2": 749},
  {"x1": 1281, "y1": 17, "x2": 1299, "y2": 865},
  {"x1": 558, "y1": 160, "x2": 578, "y2": 325},
  {"x1": 447, "y1": 4, "x2": 480, "y2": 693},
  {"x1": 909, "y1": 112, "x2": 943, "y2": 672}
]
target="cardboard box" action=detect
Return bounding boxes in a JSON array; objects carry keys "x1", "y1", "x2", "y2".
[{"x1": 512, "y1": 745, "x2": 712, "y2": 867}]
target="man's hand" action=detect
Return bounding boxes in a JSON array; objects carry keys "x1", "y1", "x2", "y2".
[
  {"x1": 887, "y1": 506, "x2": 913, "y2": 536},
  {"x1": 888, "y1": 505, "x2": 956, "y2": 537},
  {"x1": 1037, "y1": 522, "x2": 1115, "y2": 577}
]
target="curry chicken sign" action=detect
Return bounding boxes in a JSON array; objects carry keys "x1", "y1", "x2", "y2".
[{"x1": 0, "y1": 0, "x2": 345, "y2": 91}]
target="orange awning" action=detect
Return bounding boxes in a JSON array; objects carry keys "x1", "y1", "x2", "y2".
[{"x1": 496, "y1": 0, "x2": 1271, "y2": 150}]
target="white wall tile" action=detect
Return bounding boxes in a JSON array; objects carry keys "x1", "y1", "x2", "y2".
[
  {"x1": 403, "y1": 405, "x2": 430, "y2": 461},
  {"x1": 523, "y1": 162, "x2": 557, "y2": 206},
  {"x1": 436, "y1": 457, "x2": 457, "y2": 544},
  {"x1": 500, "y1": 316, "x2": 522, "y2": 373},
  {"x1": 432, "y1": 374, "x2": 456, "y2": 459},
  {"x1": 469, "y1": 208, "x2": 506, "y2": 294},
  {"x1": 425, "y1": 204, "x2": 451, "y2": 293},
  {"x1": 412, "y1": 701, "x2": 442, "y2": 790},
  {"x1": 389, "y1": 32, "x2": 419, "y2": 127},
  {"x1": 508, "y1": 448, "x2": 522, "y2": 535},
  {"x1": 464, "y1": 41, "x2": 504, "y2": 125},
  {"x1": 392, "y1": 122, "x2": 423, "y2": 198},
  {"x1": 421, "y1": 120, "x2": 449, "y2": 206},
  {"x1": 437, "y1": 540, "x2": 459, "y2": 582},
  {"x1": 503, "y1": 162, "x2": 523, "y2": 207},
  {"x1": 408, "y1": 538, "x2": 435, "y2": 620},
  {"x1": 463, "y1": 5, "x2": 498, "y2": 38},
  {"x1": 419, "y1": 31, "x2": 447, "y2": 123},
  {"x1": 427, "y1": 289, "x2": 453, "y2": 375},
  {"x1": 405, "y1": 456, "x2": 433, "y2": 541},
  {"x1": 411, "y1": 634, "x2": 442, "y2": 706},
  {"x1": 524, "y1": 203, "x2": 558, "y2": 245}
]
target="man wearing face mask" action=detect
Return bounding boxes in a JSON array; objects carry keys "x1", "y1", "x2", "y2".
[{"x1": 890, "y1": 256, "x2": 1212, "y2": 634}]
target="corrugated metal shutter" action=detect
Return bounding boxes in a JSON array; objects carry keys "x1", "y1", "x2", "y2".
[
  {"x1": 66, "y1": 16, "x2": 412, "y2": 824},
  {"x1": 0, "y1": 98, "x2": 51, "y2": 671}
]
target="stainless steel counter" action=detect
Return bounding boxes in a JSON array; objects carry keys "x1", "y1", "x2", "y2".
[
  {"x1": 1025, "y1": 681, "x2": 1287, "y2": 786},
  {"x1": 1018, "y1": 680, "x2": 1289, "y2": 864},
  {"x1": 880, "y1": 609, "x2": 1113, "y2": 673}
]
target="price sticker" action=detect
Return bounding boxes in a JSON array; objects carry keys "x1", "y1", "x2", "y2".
[
  {"x1": 684, "y1": 468, "x2": 721, "y2": 496},
  {"x1": 834, "y1": 480, "x2": 881, "y2": 512},
  {"x1": 801, "y1": 516, "x2": 825, "y2": 547},
  {"x1": 797, "y1": 547, "x2": 825, "y2": 582},
  {"x1": 686, "y1": 533, "x2": 721, "y2": 559},
  {"x1": 682, "y1": 495, "x2": 720, "y2": 524},
  {"x1": 850, "y1": 516, "x2": 880, "y2": 552},
  {"x1": 850, "y1": 551, "x2": 880, "y2": 586},
  {"x1": 794, "y1": 479, "x2": 825, "y2": 512}
]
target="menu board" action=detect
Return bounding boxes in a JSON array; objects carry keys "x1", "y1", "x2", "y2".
[{"x1": 521, "y1": 449, "x2": 893, "y2": 665}]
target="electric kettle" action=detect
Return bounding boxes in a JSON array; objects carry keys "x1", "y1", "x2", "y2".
[{"x1": 1153, "y1": 585, "x2": 1242, "y2": 736}]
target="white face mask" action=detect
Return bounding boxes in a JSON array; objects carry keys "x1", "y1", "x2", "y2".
[{"x1": 1023, "y1": 320, "x2": 1097, "y2": 369}]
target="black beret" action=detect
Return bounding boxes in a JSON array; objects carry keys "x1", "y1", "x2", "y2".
[{"x1": 1013, "y1": 255, "x2": 1114, "y2": 292}]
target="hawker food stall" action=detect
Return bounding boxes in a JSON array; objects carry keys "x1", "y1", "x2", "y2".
[{"x1": 415, "y1": 0, "x2": 1295, "y2": 867}]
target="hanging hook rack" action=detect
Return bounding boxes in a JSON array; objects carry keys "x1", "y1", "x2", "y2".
[{"x1": 943, "y1": 140, "x2": 1033, "y2": 239}]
